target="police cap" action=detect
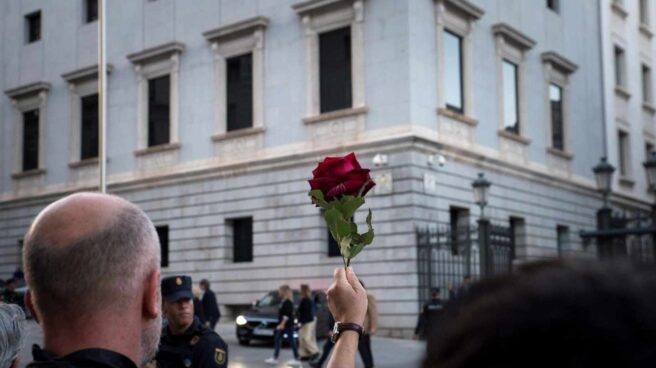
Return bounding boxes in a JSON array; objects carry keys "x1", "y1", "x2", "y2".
[{"x1": 161, "y1": 275, "x2": 194, "y2": 303}]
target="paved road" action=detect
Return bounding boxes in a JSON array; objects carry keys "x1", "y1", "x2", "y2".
[{"x1": 20, "y1": 321, "x2": 425, "y2": 368}]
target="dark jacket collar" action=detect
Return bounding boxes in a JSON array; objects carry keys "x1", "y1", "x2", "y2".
[{"x1": 29, "y1": 344, "x2": 137, "y2": 368}]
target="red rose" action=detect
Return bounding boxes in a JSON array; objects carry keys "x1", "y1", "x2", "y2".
[{"x1": 309, "y1": 152, "x2": 376, "y2": 201}]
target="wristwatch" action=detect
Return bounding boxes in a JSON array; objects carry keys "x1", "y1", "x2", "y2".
[{"x1": 331, "y1": 322, "x2": 364, "y2": 343}]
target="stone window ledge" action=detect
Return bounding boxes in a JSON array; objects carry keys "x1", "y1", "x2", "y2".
[
  {"x1": 69, "y1": 157, "x2": 100, "y2": 168},
  {"x1": 134, "y1": 142, "x2": 181, "y2": 156},
  {"x1": 619, "y1": 176, "x2": 635, "y2": 187},
  {"x1": 212, "y1": 127, "x2": 265, "y2": 142},
  {"x1": 498, "y1": 130, "x2": 531, "y2": 145},
  {"x1": 640, "y1": 24, "x2": 654, "y2": 38},
  {"x1": 303, "y1": 106, "x2": 368, "y2": 125},
  {"x1": 611, "y1": 1, "x2": 628, "y2": 19},
  {"x1": 615, "y1": 86, "x2": 631, "y2": 100},
  {"x1": 547, "y1": 147, "x2": 573, "y2": 160},
  {"x1": 643, "y1": 102, "x2": 656, "y2": 114},
  {"x1": 12, "y1": 168, "x2": 46, "y2": 179},
  {"x1": 437, "y1": 108, "x2": 478, "y2": 126}
]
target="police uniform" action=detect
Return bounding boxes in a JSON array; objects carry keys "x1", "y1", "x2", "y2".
[
  {"x1": 155, "y1": 276, "x2": 228, "y2": 368},
  {"x1": 414, "y1": 293, "x2": 444, "y2": 340}
]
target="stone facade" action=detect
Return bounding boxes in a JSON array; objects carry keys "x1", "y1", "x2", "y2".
[{"x1": 0, "y1": 0, "x2": 651, "y2": 337}]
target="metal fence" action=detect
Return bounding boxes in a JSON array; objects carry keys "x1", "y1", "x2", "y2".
[{"x1": 416, "y1": 220, "x2": 513, "y2": 304}]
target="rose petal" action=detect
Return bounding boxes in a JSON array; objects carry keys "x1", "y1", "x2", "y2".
[
  {"x1": 326, "y1": 183, "x2": 347, "y2": 200},
  {"x1": 330, "y1": 156, "x2": 360, "y2": 179},
  {"x1": 360, "y1": 180, "x2": 376, "y2": 197},
  {"x1": 309, "y1": 178, "x2": 340, "y2": 197},
  {"x1": 344, "y1": 168, "x2": 371, "y2": 182},
  {"x1": 313, "y1": 159, "x2": 344, "y2": 178}
]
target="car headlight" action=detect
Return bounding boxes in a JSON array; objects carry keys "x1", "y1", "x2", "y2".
[{"x1": 236, "y1": 315, "x2": 248, "y2": 326}]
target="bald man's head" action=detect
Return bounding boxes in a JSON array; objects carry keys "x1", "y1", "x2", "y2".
[{"x1": 23, "y1": 192, "x2": 160, "y2": 320}]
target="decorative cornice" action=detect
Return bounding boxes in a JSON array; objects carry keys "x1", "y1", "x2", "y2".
[
  {"x1": 127, "y1": 42, "x2": 185, "y2": 65},
  {"x1": 203, "y1": 16, "x2": 269, "y2": 43},
  {"x1": 438, "y1": 0, "x2": 484, "y2": 20},
  {"x1": 61, "y1": 64, "x2": 113, "y2": 84},
  {"x1": 5, "y1": 82, "x2": 50, "y2": 100},
  {"x1": 541, "y1": 51, "x2": 578, "y2": 74},
  {"x1": 492, "y1": 23, "x2": 536, "y2": 50},
  {"x1": 292, "y1": 0, "x2": 358, "y2": 16}
]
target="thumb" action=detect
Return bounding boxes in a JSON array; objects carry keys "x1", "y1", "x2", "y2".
[
  {"x1": 333, "y1": 267, "x2": 348, "y2": 285},
  {"x1": 345, "y1": 267, "x2": 364, "y2": 292}
]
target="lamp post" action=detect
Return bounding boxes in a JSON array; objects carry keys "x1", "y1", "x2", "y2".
[
  {"x1": 472, "y1": 173, "x2": 491, "y2": 276},
  {"x1": 592, "y1": 157, "x2": 623, "y2": 258}
]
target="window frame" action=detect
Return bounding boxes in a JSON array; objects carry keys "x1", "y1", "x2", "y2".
[
  {"x1": 203, "y1": 17, "x2": 268, "y2": 140},
  {"x1": 84, "y1": 0, "x2": 98, "y2": 24},
  {"x1": 318, "y1": 26, "x2": 353, "y2": 114},
  {"x1": 614, "y1": 46, "x2": 627, "y2": 89},
  {"x1": 25, "y1": 11, "x2": 41, "y2": 44},
  {"x1": 227, "y1": 217, "x2": 254, "y2": 263},
  {"x1": 556, "y1": 225, "x2": 569, "y2": 257},
  {"x1": 542, "y1": 51, "x2": 577, "y2": 156},
  {"x1": 226, "y1": 52, "x2": 255, "y2": 132},
  {"x1": 155, "y1": 225, "x2": 170, "y2": 268},
  {"x1": 618, "y1": 129, "x2": 632, "y2": 178},
  {"x1": 127, "y1": 42, "x2": 184, "y2": 154}
]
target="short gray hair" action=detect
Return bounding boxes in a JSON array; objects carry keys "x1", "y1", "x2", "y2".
[
  {"x1": 24, "y1": 201, "x2": 160, "y2": 319},
  {"x1": 0, "y1": 303, "x2": 25, "y2": 368}
]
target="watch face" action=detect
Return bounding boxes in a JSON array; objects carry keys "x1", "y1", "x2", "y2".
[{"x1": 331, "y1": 322, "x2": 340, "y2": 343}]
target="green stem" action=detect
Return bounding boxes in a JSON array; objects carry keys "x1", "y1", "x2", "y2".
[
  {"x1": 342, "y1": 256, "x2": 347, "y2": 269},
  {"x1": 346, "y1": 258, "x2": 351, "y2": 268}
]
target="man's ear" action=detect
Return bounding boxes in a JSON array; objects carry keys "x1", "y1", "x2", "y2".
[
  {"x1": 25, "y1": 290, "x2": 40, "y2": 323},
  {"x1": 143, "y1": 270, "x2": 160, "y2": 319}
]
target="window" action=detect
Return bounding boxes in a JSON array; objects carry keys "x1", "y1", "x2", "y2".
[
  {"x1": 80, "y1": 94, "x2": 99, "y2": 160},
  {"x1": 319, "y1": 27, "x2": 352, "y2": 114},
  {"x1": 449, "y1": 207, "x2": 470, "y2": 255},
  {"x1": 547, "y1": 0, "x2": 559, "y2": 13},
  {"x1": 550, "y1": 84, "x2": 564, "y2": 150},
  {"x1": 618, "y1": 130, "x2": 630, "y2": 177},
  {"x1": 226, "y1": 53, "x2": 253, "y2": 132},
  {"x1": 156, "y1": 226, "x2": 169, "y2": 268},
  {"x1": 642, "y1": 64, "x2": 652, "y2": 103},
  {"x1": 25, "y1": 11, "x2": 41, "y2": 43},
  {"x1": 615, "y1": 46, "x2": 626, "y2": 88},
  {"x1": 147, "y1": 75, "x2": 170, "y2": 147},
  {"x1": 640, "y1": 0, "x2": 650, "y2": 26},
  {"x1": 646, "y1": 142, "x2": 654, "y2": 160},
  {"x1": 556, "y1": 225, "x2": 569, "y2": 256},
  {"x1": 85, "y1": 0, "x2": 98, "y2": 23},
  {"x1": 22, "y1": 110, "x2": 39, "y2": 171},
  {"x1": 444, "y1": 30, "x2": 464, "y2": 113},
  {"x1": 328, "y1": 229, "x2": 340, "y2": 257},
  {"x1": 503, "y1": 60, "x2": 519, "y2": 134},
  {"x1": 229, "y1": 217, "x2": 253, "y2": 263},
  {"x1": 510, "y1": 217, "x2": 525, "y2": 260}
]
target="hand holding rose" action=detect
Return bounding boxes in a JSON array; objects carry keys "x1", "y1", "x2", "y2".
[{"x1": 327, "y1": 267, "x2": 368, "y2": 325}]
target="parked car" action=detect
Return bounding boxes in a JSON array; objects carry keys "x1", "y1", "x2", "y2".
[{"x1": 235, "y1": 289, "x2": 329, "y2": 345}]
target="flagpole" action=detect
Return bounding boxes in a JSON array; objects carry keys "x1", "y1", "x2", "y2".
[{"x1": 98, "y1": 0, "x2": 107, "y2": 193}]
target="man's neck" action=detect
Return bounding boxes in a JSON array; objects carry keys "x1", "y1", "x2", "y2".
[{"x1": 42, "y1": 311, "x2": 141, "y2": 365}]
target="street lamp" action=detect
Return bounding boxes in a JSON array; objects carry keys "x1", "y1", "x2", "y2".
[
  {"x1": 593, "y1": 157, "x2": 615, "y2": 208},
  {"x1": 472, "y1": 172, "x2": 491, "y2": 218}
]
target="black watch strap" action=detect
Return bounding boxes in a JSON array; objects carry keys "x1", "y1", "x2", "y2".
[{"x1": 331, "y1": 322, "x2": 364, "y2": 343}]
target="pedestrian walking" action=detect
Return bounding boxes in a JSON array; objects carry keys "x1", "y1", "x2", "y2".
[
  {"x1": 309, "y1": 312, "x2": 335, "y2": 368},
  {"x1": 265, "y1": 285, "x2": 301, "y2": 366},
  {"x1": 199, "y1": 279, "x2": 221, "y2": 330},
  {"x1": 155, "y1": 275, "x2": 228, "y2": 368},
  {"x1": 192, "y1": 286, "x2": 207, "y2": 327},
  {"x1": 413, "y1": 287, "x2": 444, "y2": 340},
  {"x1": 358, "y1": 281, "x2": 377, "y2": 368},
  {"x1": 298, "y1": 284, "x2": 320, "y2": 361}
]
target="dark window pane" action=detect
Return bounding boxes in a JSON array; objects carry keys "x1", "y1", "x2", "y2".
[
  {"x1": 86, "y1": 0, "x2": 98, "y2": 23},
  {"x1": 547, "y1": 0, "x2": 559, "y2": 12},
  {"x1": 23, "y1": 110, "x2": 39, "y2": 171},
  {"x1": 618, "y1": 131, "x2": 629, "y2": 176},
  {"x1": 156, "y1": 226, "x2": 169, "y2": 268},
  {"x1": 232, "y1": 218, "x2": 253, "y2": 263},
  {"x1": 328, "y1": 229, "x2": 340, "y2": 257},
  {"x1": 319, "y1": 27, "x2": 352, "y2": 113},
  {"x1": 642, "y1": 65, "x2": 651, "y2": 103},
  {"x1": 444, "y1": 30, "x2": 463, "y2": 113},
  {"x1": 615, "y1": 47, "x2": 625, "y2": 87},
  {"x1": 26, "y1": 11, "x2": 41, "y2": 43},
  {"x1": 227, "y1": 53, "x2": 253, "y2": 132},
  {"x1": 550, "y1": 84, "x2": 564, "y2": 150},
  {"x1": 502, "y1": 60, "x2": 519, "y2": 134},
  {"x1": 81, "y1": 94, "x2": 99, "y2": 159},
  {"x1": 556, "y1": 225, "x2": 568, "y2": 256},
  {"x1": 148, "y1": 75, "x2": 170, "y2": 147}
]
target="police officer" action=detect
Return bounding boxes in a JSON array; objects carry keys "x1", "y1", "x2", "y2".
[
  {"x1": 155, "y1": 276, "x2": 228, "y2": 368},
  {"x1": 413, "y1": 287, "x2": 444, "y2": 340}
]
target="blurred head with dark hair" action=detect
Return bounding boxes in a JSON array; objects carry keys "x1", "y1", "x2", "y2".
[{"x1": 423, "y1": 260, "x2": 656, "y2": 368}]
